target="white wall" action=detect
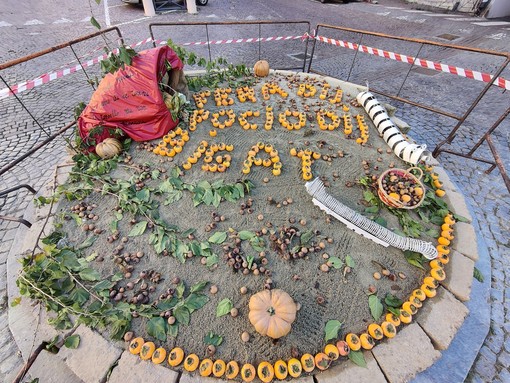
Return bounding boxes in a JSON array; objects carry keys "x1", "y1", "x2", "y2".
[{"x1": 487, "y1": 0, "x2": 510, "y2": 18}]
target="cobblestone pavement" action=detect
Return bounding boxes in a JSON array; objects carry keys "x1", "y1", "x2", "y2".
[{"x1": 1, "y1": 0, "x2": 509, "y2": 382}]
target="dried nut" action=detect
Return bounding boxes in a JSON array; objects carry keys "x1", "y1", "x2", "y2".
[
  {"x1": 320, "y1": 264, "x2": 330, "y2": 272},
  {"x1": 382, "y1": 269, "x2": 391, "y2": 276},
  {"x1": 207, "y1": 344, "x2": 216, "y2": 356},
  {"x1": 368, "y1": 285, "x2": 377, "y2": 294},
  {"x1": 398, "y1": 272, "x2": 407, "y2": 280},
  {"x1": 209, "y1": 285, "x2": 218, "y2": 294},
  {"x1": 296, "y1": 302, "x2": 302, "y2": 311},
  {"x1": 257, "y1": 214, "x2": 264, "y2": 221},
  {"x1": 263, "y1": 177, "x2": 270, "y2": 183},
  {"x1": 123, "y1": 331, "x2": 134, "y2": 342},
  {"x1": 373, "y1": 272, "x2": 382, "y2": 280},
  {"x1": 167, "y1": 316, "x2": 176, "y2": 325},
  {"x1": 240, "y1": 286, "x2": 248, "y2": 295},
  {"x1": 241, "y1": 332, "x2": 250, "y2": 342},
  {"x1": 230, "y1": 308, "x2": 239, "y2": 317},
  {"x1": 322, "y1": 253, "x2": 329, "y2": 259}
]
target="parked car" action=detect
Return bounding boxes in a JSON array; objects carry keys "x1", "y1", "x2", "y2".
[{"x1": 122, "y1": 0, "x2": 208, "y2": 5}]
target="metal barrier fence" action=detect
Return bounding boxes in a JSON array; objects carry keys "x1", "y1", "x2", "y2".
[
  {"x1": 0, "y1": 27, "x2": 125, "y2": 227},
  {"x1": 307, "y1": 24, "x2": 510, "y2": 192},
  {"x1": 149, "y1": 21, "x2": 311, "y2": 72}
]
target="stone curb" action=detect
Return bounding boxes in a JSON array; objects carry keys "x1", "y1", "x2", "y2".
[{"x1": 6, "y1": 110, "x2": 488, "y2": 383}]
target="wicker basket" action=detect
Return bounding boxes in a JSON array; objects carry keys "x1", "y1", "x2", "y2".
[{"x1": 377, "y1": 167, "x2": 425, "y2": 209}]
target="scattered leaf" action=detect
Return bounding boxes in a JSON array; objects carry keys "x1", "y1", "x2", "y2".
[
  {"x1": 204, "y1": 331, "x2": 223, "y2": 346},
  {"x1": 216, "y1": 298, "x2": 233, "y2": 317},
  {"x1": 328, "y1": 257, "x2": 344, "y2": 269},
  {"x1": 147, "y1": 317, "x2": 168, "y2": 341},
  {"x1": 473, "y1": 267, "x2": 484, "y2": 283},
  {"x1": 128, "y1": 221, "x2": 148, "y2": 237},
  {"x1": 368, "y1": 295, "x2": 383, "y2": 321},
  {"x1": 64, "y1": 335, "x2": 80, "y2": 349},
  {"x1": 208, "y1": 231, "x2": 227, "y2": 244},
  {"x1": 384, "y1": 293, "x2": 403, "y2": 308},
  {"x1": 345, "y1": 255, "x2": 355, "y2": 268},
  {"x1": 348, "y1": 350, "x2": 367, "y2": 368},
  {"x1": 324, "y1": 320, "x2": 342, "y2": 342}
]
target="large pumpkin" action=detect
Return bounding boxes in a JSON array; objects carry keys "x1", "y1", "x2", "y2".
[
  {"x1": 248, "y1": 289, "x2": 297, "y2": 339},
  {"x1": 253, "y1": 60, "x2": 270, "y2": 77},
  {"x1": 95, "y1": 137, "x2": 123, "y2": 159}
]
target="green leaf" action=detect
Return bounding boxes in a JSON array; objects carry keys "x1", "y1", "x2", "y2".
[
  {"x1": 136, "y1": 189, "x2": 150, "y2": 202},
  {"x1": 324, "y1": 320, "x2": 342, "y2": 342},
  {"x1": 345, "y1": 255, "x2": 356, "y2": 268},
  {"x1": 365, "y1": 206, "x2": 379, "y2": 214},
  {"x1": 76, "y1": 236, "x2": 97, "y2": 250},
  {"x1": 348, "y1": 350, "x2": 367, "y2": 368},
  {"x1": 453, "y1": 213, "x2": 469, "y2": 223},
  {"x1": 184, "y1": 294, "x2": 209, "y2": 312},
  {"x1": 64, "y1": 335, "x2": 80, "y2": 349},
  {"x1": 90, "y1": 16, "x2": 101, "y2": 30},
  {"x1": 70, "y1": 288, "x2": 90, "y2": 305},
  {"x1": 388, "y1": 307, "x2": 401, "y2": 317},
  {"x1": 175, "y1": 281, "x2": 185, "y2": 299},
  {"x1": 190, "y1": 281, "x2": 208, "y2": 293},
  {"x1": 208, "y1": 231, "x2": 227, "y2": 244},
  {"x1": 206, "y1": 254, "x2": 219, "y2": 267},
  {"x1": 385, "y1": 293, "x2": 403, "y2": 308},
  {"x1": 404, "y1": 250, "x2": 425, "y2": 270},
  {"x1": 147, "y1": 317, "x2": 167, "y2": 341},
  {"x1": 11, "y1": 297, "x2": 21, "y2": 307},
  {"x1": 216, "y1": 298, "x2": 233, "y2": 317},
  {"x1": 300, "y1": 230, "x2": 314, "y2": 245},
  {"x1": 374, "y1": 217, "x2": 387, "y2": 227},
  {"x1": 204, "y1": 331, "x2": 223, "y2": 346},
  {"x1": 128, "y1": 221, "x2": 148, "y2": 237},
  {"x1": 78, "y1": 268, "x2": 101, "y2": 281},
  {"x1": 328, "y1": 257, "x2": 344, "y2": 269},
  {"x1": 174, "y1": 305, "x2": 190, "y2": 326},
  {"x1": 473, "y1": 267, "x2": 484, "y2": 283},
  {"x1": 157, "y1": 297, "x2": 178, "y2": 311},
  {"x1": 167, "y1": 323, "x2": 179, "y2": 337},
  {"x1": 368, "y1": 295, "x2": 384, "y2": 321},
  {"x1": 238, "y1": 230, "x2": 256, "y2": 240}
]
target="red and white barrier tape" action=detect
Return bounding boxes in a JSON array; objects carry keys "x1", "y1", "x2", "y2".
[
  {"x1": 311, "y1": 33, "x2": 510, "y2": 91},
  {"x1": 1, "y1": 32, "x2": 508, "y2": 100}
]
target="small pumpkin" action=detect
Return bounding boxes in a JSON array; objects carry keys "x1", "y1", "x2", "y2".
[
  {"x1": 139, "y1": 341, "x2": 156, "y2": 360},
  {"x1": 287, "y1": 358, "x2": 302, "y2": 378},
  {"x1": 300, "y1": 354, "x2": 315, "y2": 372},
  {"x1": 213, "y1": 359, "x2": 226, "y2": 377},
  {"x1": 95, "y1": 137, "x2": 123, "y2": 159},
  {"x1": 199, "y1": 358, "x2": 213, "y2": 377},
  {"x1": 184, "y1": 354, "x2": 200, "y2": 372},
  {"x1": 336, "y1": 340, "x2": 350, "y2": 356},
  {"x1": 368, "y1": 323, "x2": 384, "y2": 340},
  {"x1": 225, "y1": 361, "x2": 240, "y2": 379},
  {"x1": 168, "y1": 347, "x2": 184, "y2": 367},
  {"x1": 254, "y1": 60, "x2": 270, "y2": 77},
  {"x1": 257, "y1": 361, "x2": 274, "y2": 382},
  {"x1": 381, "y1": 321, "x2": 397, "y2": 338},
  {"x1": 241, "y1": 363, "x2": 256, "y2": 382},
  {"x1": 151, "y1": 347, "x2": 166, "y2": 364},
  {"x1": 129, "y1": 337, "x2": 144, "y2": 355},
  {"x1": 274, "y1": 360, "x2": 288, "y2": 380},
  {"x1": 248, "y1": 289, "x2": 297, "y2": 339},
  {"x1": 345, "y1": 333, "x2": 361, "y2": 351},
  {"x1": 324, "y1": 344, "x2": 339, "y2": 360},
  {"x1": 359, "y1": 333, "x2": 375, "y2": 350},
  {"x1": 314, "y1": 352, "x2": 331, "y2": 371}
]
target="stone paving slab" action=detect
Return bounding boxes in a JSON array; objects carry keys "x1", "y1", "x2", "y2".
[
  {"x1": 373, "y1": 323, "x2": 441, "y2": 383},
  {"x1": 58, "y1": 325, "x2": 123, "y2": 383},
  {"x1": 452, "y1": 221, "x2": 479, "y2": 262},
  {"x1": 315, "y1": 351, "x2": 387, "y2": 383},
  {"x1": 441, "y1": 249, "x2": 475, "y2": 302},
  {"x1": 444, "y1": 190, "x2": 473, "y2": 224},
  {"x1": 108, "y1": 351, "x2": 179, "y2": 383},
  {"x1": 416, "y1": 287, "x2": 469, "y2": 350}
]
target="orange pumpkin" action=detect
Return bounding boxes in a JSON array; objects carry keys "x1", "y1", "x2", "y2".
[
  {"x1": 248, "y1": 289, "x2": 297, "y2": 339},
  {"x1": 274, "y1": 360, "x2": 288, "y2": 380},
  {"x1": 257, "y1": 361, "x2": 274, "y2": 382},
  {"x1": 226, "y1": 361, "x2": 240, "y2": 379},
  {"x1": 241, "y1": 363, "x2": 256, "y2": 382},
  {"x1": 129, "y1": 337, "x2": 144, "y2": 355},
  {"x1": 213, "y1": 359, "x2": 226, "y2": 377},
  {"x1": 254, "y1": 60, "x2": 270, "y2": 77},
  {"x1": 95, "y1": 137, "x2": 123, "y2": 159},
  {"x1": 288, "y1": 358, "x2": 302, "y2": 378},
  {"x1": 151, "y1": 347, "x2": 166, "y2": 364},
  {"x1": 168, "y1": 347, "x2": 184, "y2": 367}
]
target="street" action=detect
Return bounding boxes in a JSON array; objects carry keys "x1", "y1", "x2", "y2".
[{"x1": 0, "y1": 0, "x2": 509, "y2": 382}]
